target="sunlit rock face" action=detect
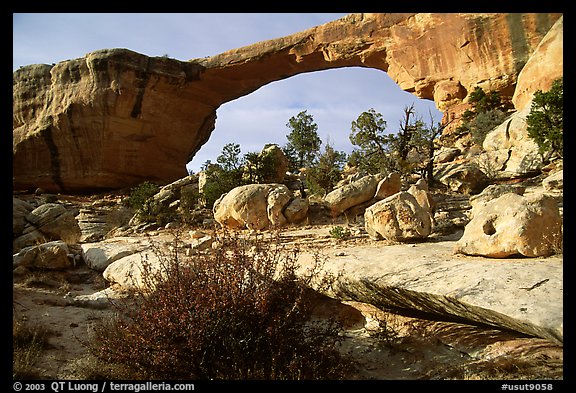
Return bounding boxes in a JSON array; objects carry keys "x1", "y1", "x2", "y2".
[{"x1": 13, "y1": 13, "x2": 561, "y2": 192}]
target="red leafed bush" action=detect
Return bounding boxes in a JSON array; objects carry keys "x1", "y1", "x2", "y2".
[{"x1": 89, "y1": 230, "x2": 355, "y2": 380}]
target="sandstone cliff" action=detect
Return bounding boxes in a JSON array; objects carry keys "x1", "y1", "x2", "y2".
[{"x1": 13, "y1": 13, "x2": 561, "y2": 192}]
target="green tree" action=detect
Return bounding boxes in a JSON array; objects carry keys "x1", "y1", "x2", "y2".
[
  {"x1": 348, "y1": 108, "x2": 392, "y2": 173},
  {"x1": 307, "y1": 142, "x2": 347, "y2": 195},
  {"x1": 526, "y1": 78, "x2": 563, "y2": 160},
  {"x1": 242, "y1": 151, "x2": 278, "y2": 184},
  {"x1": 216, "y1": 142, "x2": 242, "y2": 172},
  {"x1": 349, "y1": 106, "x2": 444, "y2": 181},
  {"x1": 467, "y1": 86, "x2": 508, "y2": 113},
  {"x1": 285, "y1": 110, "x2": 322, "y2": 169},
  {"x1": 349, "y1": 108, "x2": 389, "y2": 155},
  {"x1": 199, "y1": 143, "x2": 246, "y2": 208}
]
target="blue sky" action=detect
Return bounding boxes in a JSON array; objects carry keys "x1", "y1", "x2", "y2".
[{"x1": 13, "y1": 13, "x2": 443, "y2": 173}]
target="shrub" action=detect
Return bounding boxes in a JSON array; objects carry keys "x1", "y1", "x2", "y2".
[
  {"x1": 526, "y1": 78, "x2": 563, "y2": 160},
  {"x1": 469, "y1": 109, "x2": 508, "y2": 145},
  {"x1": 88, "y1": 230, "x2": 355, "y2": 380},
  {"x1": 456, "y1": 86, "x2": 513, "y2": 145},
  {"x1": 307, "y1": 144, "x2": 347, "y2": 196},
  {"x1": 126, "y1": 181, "x2": 159, "y2": 211},
  {"x1": 329, "y1": 226, "x2": 351, "y2": 240},
  {"x1": 199, "y1": 163, "x2": 243, "y2": 209}
]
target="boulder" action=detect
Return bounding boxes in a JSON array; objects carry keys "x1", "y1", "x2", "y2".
[
  {"x1": 435, "y1": 163, "x2": 489, "y2": 195},
  {"x1": 257, "y1": 144, "x2": 289, "y2": 183},
  {"x1": 325, "y1": 174, "x2": 383, "y2": 217},
  {"x1": 469, "y1": 184, "x2": 526, "y2": 209},
  {"x1": 13, "y1": 230, "x2": 49, "y2": 254},
  {"x1": 13, "y1": 197, "x2": 34, "y2": 236},
  {"x1": 407, "y1": 179, "x2": 435, "y2": 214},
  {"x1": 482, "y1": 103, "x2": 543, "y2": 177},
  {"x1": 455, "y1": 193, "x2": 562, "y2": 258},
  {"x1": 103, "y1": 249, "x2": 165, "y2": 290},
  {"x1": 364, "y1": 191, "x2": 433, "y2": 241},
  {"x1": 13, "y1": 240, "x2": 72, "y2": 270},
  {"x1": 213, "y1": 183, "x2": 298, "y2": 230},
  {"x1": 542, "y1": 170, "x2": 563, "y2": 192},
  {"x1": 374, "y1": 172, "x2": 401, "y2": 200},
  {"x1": 25, "y1": 203, "x2": 82, "y2": 245},
  {"x1": 267, "y1": 185, "x2": 292, "y2": 226},
  {"x1": 81, "y1": 238, "x2": 144, "y2": 272},
  {"x1": 434, "y1": 147, "x2": 461, "y2": 164},
  {"x1": 283, "y1": 197, "x2": 309, "y2": 224}
]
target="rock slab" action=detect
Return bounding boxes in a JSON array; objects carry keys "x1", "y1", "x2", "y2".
[{"x1": 299, "y1": 239, "x2": 562, "y2": 344}]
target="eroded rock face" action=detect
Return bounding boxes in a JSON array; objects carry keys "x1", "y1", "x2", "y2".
[
  {"x1": 13, "y1": 13, "x2": 560, "y2": 192},
  {"x1": 512, "y1": 16, "x2": 563, "y2": 111}
]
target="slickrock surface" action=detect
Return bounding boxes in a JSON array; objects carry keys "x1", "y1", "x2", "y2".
[{"x1": 298, "y1": 233, "x2": 563, "y2": 344}]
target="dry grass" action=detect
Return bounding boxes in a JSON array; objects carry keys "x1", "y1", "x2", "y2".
[{"x1": 13, "y1": 318, "x2": 53, "y2": 379}]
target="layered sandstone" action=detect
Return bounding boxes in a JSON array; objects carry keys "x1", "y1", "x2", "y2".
[
  {"x1": 13, "y1": 13, "x2": 561, "y2": 192},
  {"x1": 512, "y1": 15, "x2": 563, "y2": 111}
]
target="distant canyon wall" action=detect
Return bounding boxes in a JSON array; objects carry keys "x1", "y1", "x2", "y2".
[{"x1": 13, "y1": 13, "x2": 562, "y2": 192}]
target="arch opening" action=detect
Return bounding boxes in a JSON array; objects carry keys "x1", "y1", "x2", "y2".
[{"x1": 186, "y1": 67, "x2": 443, "y2": 174}]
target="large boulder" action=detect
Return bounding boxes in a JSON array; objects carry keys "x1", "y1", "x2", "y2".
[
  {"x1": 298, "y1": 240, "x2": 563, "y2": 343},
  {"x1": 325, "y1": 174, "x2": 383, "y2": 217},
  {"x1": 81, "y1": 238, "x2": 145, "y2": 272},
  {"x1": 435, "y1": 163, "x2": 489, "y2": 195},
  {"x1": 364, "y1": 191, "x2": 433, "y2": 241},
  {"x1": 213, "y1": 183, "x2": 306, "y2": 230},
  {"x1": 13, "y1": 197, "x2": 34, "y2": 236},
  {"x1": 455, "y1": 193, "x2": 562, "y2": 258},
  {"x1": 103, "y1": 249, "x2": 165, "y2": 290},
  {"x1": 256, "y1": 144, "x2": 289, "y2": 183},
  {"x1": 283, "y1": 197, "x2": 309, "y2": 224},
  {"x1": 13, "y1": 240, "x2": 72, "y2": 270},
  {"x1": 542, "y1": 170, "x2": 563, "y2": 192},
  {"x1": 13, "y1": 202, "x2": 82, "y2": 253},
  {"x1": 266, "y1": 185, "x2": 292, "y2": 226},
  {"x1": 213, "y1": 184, "x2": 273, "y2": 230},
  {"x1": 25, "y1": 203, "x2": 82, "y2": 244},
  {"x1": 407, "y1": 178, "x2": 435, "y2": 214},
  {"x1": 469, "y1": 184, "x2": 526, "y2": 209},
  {"x1": 374, "y1": 172, "x2": 402, "y2": 200}
]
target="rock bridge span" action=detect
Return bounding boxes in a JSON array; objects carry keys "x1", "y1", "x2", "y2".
[{"x1": 13, "y1": 13, "x2": 561, "y2": 192}]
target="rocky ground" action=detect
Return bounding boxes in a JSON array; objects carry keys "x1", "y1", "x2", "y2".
[{"x1": 12, "y1": 218, "x2": 563, "y2": 381}]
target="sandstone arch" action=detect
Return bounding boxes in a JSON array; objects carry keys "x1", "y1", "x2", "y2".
[{"x1": 13, "y1": 13, "x2": 561, "y2": 192}]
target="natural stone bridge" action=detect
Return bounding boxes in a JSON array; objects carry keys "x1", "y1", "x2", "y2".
[{"x1": 13, "y1": 13, "x2": 561, "y2": 192}]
